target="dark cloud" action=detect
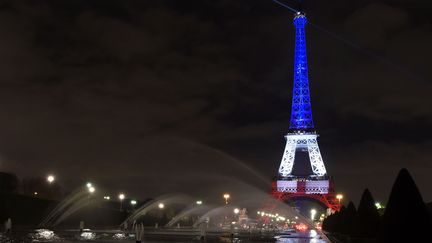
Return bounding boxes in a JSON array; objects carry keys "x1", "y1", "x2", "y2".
[{"x1": 0, "y1": 0, "x2": 431, "y2": 205}]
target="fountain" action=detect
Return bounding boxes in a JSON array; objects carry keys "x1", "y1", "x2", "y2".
[
  {"x1": 40, "y1": 189, "x2": 97, "y2": 227},
  {"x1": 122, "y1": 193, "x2": 193, "y2": 226}
]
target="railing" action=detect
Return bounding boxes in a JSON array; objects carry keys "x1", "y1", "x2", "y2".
[{"x1": 275, "y1": 175, "x2": 330, "y2": 181}]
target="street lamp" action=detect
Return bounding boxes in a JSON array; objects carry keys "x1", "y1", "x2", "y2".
[
  {"x1": 196, "y1": 200, "x2": 203, "y2": 205},
  {"x1": 86, "y1": 183, "x2": 92, "y2": 188},
  {"x1": 131, "y1": 200, "x2": 137, "y2": 205},
  {"x1": 375, "y1": 202, "x2": 384, "y2": 209},
  {"x1": 158, "y1": 203, "x2": 165, "y2": 209},
  {"x1": 336, "y1": 194, "x2": 343, "y2": 205},
  {"x1": 223, "y1": 193, "x2": 230, "y2": 204},
  {"x1": 87, "y1": 186, "x2": 95, "y2": 204},
  {"x1": 234, "y1": 208, "x2": 240, "y2": 214},
  {"x1": 310, "y1": 209, "x2": 317, "y2": 221},
  {"x1": 47, "y1": 175, "x2": 55, "y2": 184},
  {"x1": 119, "y1": 193, "x2": 125, "y2": 211}
]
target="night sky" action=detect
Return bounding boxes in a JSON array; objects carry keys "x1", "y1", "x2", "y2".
[{"x1": 0, "y1": 0, "x2": 431, "y2": 205}]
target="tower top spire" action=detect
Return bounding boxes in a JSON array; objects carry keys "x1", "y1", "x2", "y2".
[{"x1": 289, "y1": 12, "x2": 314, "y2": 130}]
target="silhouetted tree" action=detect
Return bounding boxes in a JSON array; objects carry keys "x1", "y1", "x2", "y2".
[
  {"x1": 322, "y1": 206, "x2": 345, "y2": 233},
  {"x1": 340, "y1": 201, "x2": 356, "y2": 235},
  {"x1": 351, "y1": 189, "x2": 380, "y2": 238},
  {"x1": 0, "y1": 172, "x2": 19, "y2": 193},
  {"x1": 333, "y1": 205, "x2": 346, "y2": 233},
  {"x1": 427, "y1": 202, "x2": 432, "y2": 219},
  {"x1": 322, "y1": 214, "x2": 331, "y2": 231},
  {"x1": 379, "y1": 168, "x2": 431, "y2": 242}
]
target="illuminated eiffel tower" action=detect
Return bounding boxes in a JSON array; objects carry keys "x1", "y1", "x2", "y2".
[{"x1": 270, "y1": 12, "x2": 340, "y2": 212}]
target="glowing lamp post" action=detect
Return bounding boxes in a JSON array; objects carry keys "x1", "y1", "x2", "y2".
[
  {"x1": 47, "y1": 175, "x2": 55, "y2": 184},
  {"x1": 87, "y1": 186, "x2": 95, "y2": 204},
  {"x1": 223, "y1": 193, "x2": 230, "y2": 205},
  {"x1": 310, "y1": 209, "x2": 317, "y2": 221},
  {"x1": 88, "y1": 187, "x2": 95, "y2": 193},
  {"x1": 234, "y1": 208, "x2": 240, "y2": 214},
  {"x1": 119, "y1": 193, "x2": 125, "y2": 211},
  {"x1": 336, "y1": 194, "x2": 343, "y2": 205},
  {"x1": 130, "y1": 200, "x2": 137, "y2": 210},
  {"x1": 158, "y1": 203, "x2": 165, "y2": 209}
]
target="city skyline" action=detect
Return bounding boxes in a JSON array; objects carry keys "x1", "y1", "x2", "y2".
[{"x1": 0, "y1": 0, "x2": 431, "y2": 205}]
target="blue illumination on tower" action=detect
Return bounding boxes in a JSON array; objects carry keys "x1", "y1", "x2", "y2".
[{"x1": 289, "y1": 13, "x2": 314, "y2": 130}]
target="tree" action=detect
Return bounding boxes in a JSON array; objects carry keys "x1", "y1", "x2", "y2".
[
  {"x1": 0, "y1": 172, "x2": 19, "y2": 193},
  {"x1": 333, "y1": 205, "x2": 346, "y2": 233},
  {"x1": 322, "y1": 211, "x2": 337, "y2": 232},
  {"x1": 351, "y1": 189, "x2": 380, "y2": 238},
  {"x1": 340, "y1": 201, "x2": 356, "y2": 235},
  {"x1": 322, "y1": 206, "x2": 346, "y2": 233},
  {"x1": 379, "y1": 168, "x2": 431, "y2": 242}
]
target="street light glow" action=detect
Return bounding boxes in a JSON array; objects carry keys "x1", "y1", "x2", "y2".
[
  {"x1": 88, "y1": 187, "x2": 95, "y2": 193},
  {"x1": 196, "y1": 200, "x2": 203, "y2": 205},
  {"x1": 336, "y1": 194, "x2": 344, "y2": 205},
  {"x1": 310, "y1": 209, "x2": 317, "y2": 221},
  {"x1": 223, "y1": 193, "x2": 230, "y2": 204},
  {"x1": 103, "y1": 196, "x2": 110, "y2": 200},
  {"x1": 86, "y1": 183, "x2": 92, "y2": 188},
  {"x1": 118, "y1": 193, "x2": 125, "y2": 211},
  {"x1": 47, "y1": 175, "x2": 55, "y2": 183},
  {"x1": 158, "y1": 203, "x2": 165, "y2": 209},
  {"x1": 375, "y1": 202, "x2": 384, "y2": 209},
  {"x1": 131, "y1": 200, "x2": 137, "y2": 205},
  {"x1": 234, "y1": 208, "x2": 240, "y2": 214}
]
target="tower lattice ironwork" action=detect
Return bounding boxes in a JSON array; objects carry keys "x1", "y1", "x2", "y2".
[{"x1": 268, "y1": 12, "x2": 340, "y2": 213}]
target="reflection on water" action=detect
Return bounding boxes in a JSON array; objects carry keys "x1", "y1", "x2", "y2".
[
  {"x1": 79, "y1": 231, "x2": 96, "y2": 240},
  {"x1": 275, "y1": 230, "x2": 327, "y2": 243},
  {"x1": 31, "y1": 229, "x2": 58, "y2": 241},
  {"x1": 0, "y1": 229, "x2": 328, "y2": 243}
]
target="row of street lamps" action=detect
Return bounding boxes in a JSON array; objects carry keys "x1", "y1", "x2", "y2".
[
  {"x1": 45, "y1": 177, "x2": 350, "y2": 226},
  {"x1": 46, "y1": 176, "x2": 256, "y2": 214},
  {"x1": 45, "y1": 174, "x2": 136, "y2": 211}
]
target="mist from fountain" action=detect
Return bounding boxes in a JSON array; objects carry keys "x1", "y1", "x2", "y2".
[
  {"x1": 122, "y1": 193, "x2": 193, "y2": 226},
  {"x1": 165, "y1": 204, "x2": 213, "y2": 227},
  {"x1": 40, "y1": 188, "x2": 91, "y2": 227}
]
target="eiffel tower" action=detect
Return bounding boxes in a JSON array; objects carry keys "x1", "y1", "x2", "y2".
[{"x1": 270, "y1": 11, "x2": 340, "y2": 213}]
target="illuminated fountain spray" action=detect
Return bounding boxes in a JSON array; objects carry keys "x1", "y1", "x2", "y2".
[
  {"x1": 40, "y1": 184, "x2": 100, "y2": 227},
  {"x1": 122, "y1": 193, "x2": 194, "y2": 227}
]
